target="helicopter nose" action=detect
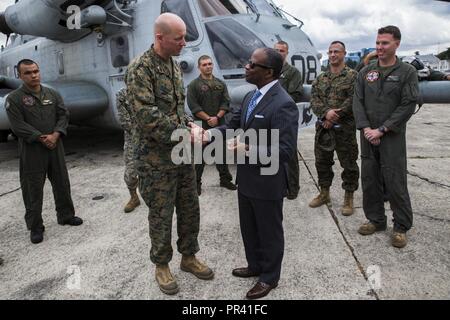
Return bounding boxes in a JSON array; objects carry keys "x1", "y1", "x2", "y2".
[{"x1": 0, "y1": 12, "x2": 13, "y2": 35}]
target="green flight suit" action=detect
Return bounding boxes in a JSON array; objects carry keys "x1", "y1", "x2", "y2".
[
  {"x1": 279, "y1": 63, "x2": 304, "y2": 103},
  {"x1": 5, "y1": 85, "x2": 75, "y2": 231},
  {"x1": 353, "y1": 57, "x2": 419, "y2": 232},
  {"x1": 279, "y1": 62, "x2": 303, "y2": 199},
  {"x1": 187, "y1": 76, "x2": 233, "y2": 185}
]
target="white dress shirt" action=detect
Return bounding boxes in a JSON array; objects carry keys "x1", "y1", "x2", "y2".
[{"x1": 254, "y1": 79, "x2": 278, "y2": 106}]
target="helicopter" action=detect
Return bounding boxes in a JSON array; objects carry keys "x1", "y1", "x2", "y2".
[
  {"x1": 0, "y1": 0, "x2": 449, "y2": 143},
  {"x1": 0, "y1": 0, "x2": 323, "y2": 142}
]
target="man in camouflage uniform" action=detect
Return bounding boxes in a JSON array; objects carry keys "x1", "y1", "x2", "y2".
[
  {"x1": 124, "y1": 13, "x2": 213, "y2": 295},
  {"x1": 309, "y1": 41, "x2": 359, "y2": 216},
  {"x1": 187, "y1": 55, "x2": 236, "y2": 195},
  {"x1": 274, "y1": 41, "x2": 303, "y2": 200},
  {"x1": 6, "y1": 59, "x2": 83, "y2": 244},
  {"x1": 116, "y1": 88, "x2": 140, "y2": 213},
  {"x1": 353, "y1": 26, "x2": 418, "y2": 248}
]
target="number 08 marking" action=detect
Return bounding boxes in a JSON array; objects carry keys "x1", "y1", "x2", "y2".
[{"x1": 291, "y1": 55, "x2": 318, "y2": 84}]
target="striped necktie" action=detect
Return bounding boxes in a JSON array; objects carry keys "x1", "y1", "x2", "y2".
[{"x1": 245, "y1": 90, "x2": 262, "y2": 123}]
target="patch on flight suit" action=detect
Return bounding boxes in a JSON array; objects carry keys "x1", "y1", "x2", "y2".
[
  {"x1": 366, "y1": 71, "x2": 380, "y2": 83},
  {"x1": 386, "y1": 75, "x2": 400, "y2": 82},
  {"x1": 5, "y1": 101, "x2": 10, "y2": 110},
  {"x1": 201, "y1": 84, "x2": 209, "y2": 92},
  {"x1": 22, "y1": 96, "x2": 35, "y2": 107}
]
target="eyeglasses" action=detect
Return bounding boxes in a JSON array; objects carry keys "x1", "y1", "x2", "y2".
[{"x1": 247, "y1": 60, "x2": 273, "y2": 69}]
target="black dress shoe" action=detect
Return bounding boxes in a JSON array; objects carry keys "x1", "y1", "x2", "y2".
[
  {"x1": 246, "y1": 282, "x2": 278, "y2": 300},
  {"x1": 232, "y1": 267, "x2": 259, "y2": 278},
  {"x1": 30, "y1": 226, "x2": 45, "y2": 244},
  {"x1": 58, "y1": 216, "x2": 83, "y2": 226}
]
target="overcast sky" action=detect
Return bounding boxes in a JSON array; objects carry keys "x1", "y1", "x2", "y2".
[
  {"x1": 1, "y1": 0, "x2": 449, "y2": 58},
  {"x1": 275, "y1": 0, "x2": 450, "y2": 56}
]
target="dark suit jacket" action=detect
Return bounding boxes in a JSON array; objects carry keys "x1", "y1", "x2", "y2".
[{"x1": 217, "y1": 81, "x2": 299, "y2": 200}]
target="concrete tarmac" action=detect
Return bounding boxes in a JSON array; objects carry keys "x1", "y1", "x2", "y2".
[{"x1": 0, "y1": 104, "x2": 449, "y2": 300}]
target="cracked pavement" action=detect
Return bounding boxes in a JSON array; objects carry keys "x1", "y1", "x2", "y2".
[{"x1": 0, "y1": 104, "x2": 449, "y2": 300}]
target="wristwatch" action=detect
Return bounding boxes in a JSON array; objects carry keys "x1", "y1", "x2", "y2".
[{"x1": 377, "y1": 126, "x2": 386, "y2": 133}]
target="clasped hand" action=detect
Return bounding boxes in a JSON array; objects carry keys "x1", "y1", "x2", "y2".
[
  {"x1": 364, "y1": 128, "x2": 383, "y2": 146},
  {"x1": 39, "y1": 132, "x2": 60, "y2": 150},
  {"x1": 188, "y1": 122, "x2": 209, "y2": 144},
  {"x1": 206, "y1": 116, "x2": 219, "y2": 128},
  {"x1": 227, "y1": 138, "x2": 247, "y2": 153},
  {"x1": 325, "y1": 108, "x2": 342, "y2": 123}
]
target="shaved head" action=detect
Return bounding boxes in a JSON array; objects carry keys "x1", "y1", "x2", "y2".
[
  {"x1": 154, "y1": 13, "x2": 186, "y2": 36},
  {"x1": 153, "y1": 13, "x2": 187, "y2": 59}
]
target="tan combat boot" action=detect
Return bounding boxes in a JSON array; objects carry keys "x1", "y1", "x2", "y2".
[
  {"x1": 155, "y1": 264, "x2": 179, "y2": 295},
  {"x1": 124, "y1": 189, "x2": 140, "y2": 213},
  {"x1": 341, "y1": 191, "x2": 354, "y2": 216},
  {"x1": 180, "y1": 255, "x2": 214, "y2": 280},
  {"x1": 309, "y1": 187, "x2": 331, "y2": 208},
  {"x1": 391, "y1": 232, "x2": 407, "y2": 248},
  {"x1": 358, "y1": 221, "x2": 387, "y2": 235}
]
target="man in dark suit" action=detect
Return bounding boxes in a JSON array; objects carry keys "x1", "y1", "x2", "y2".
[{"x1": 207, "y1": 48, "x2": 299, "y2": 299}]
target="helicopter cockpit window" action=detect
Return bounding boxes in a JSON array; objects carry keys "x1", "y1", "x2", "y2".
[
  {"x1": 205, "y1": 19, "x2": 265, "y2": 70},
  {"x1": 197, "y1": 0, "x2": 246, "y2": 17},
  {"x1": 161, "y1": 0, "x2": 199, "y2": 42}
]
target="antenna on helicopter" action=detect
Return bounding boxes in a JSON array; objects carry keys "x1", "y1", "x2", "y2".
[
  {"x1": 243, "y1": 0, "x2": 261, "y2": 22},
  {"x1": 243, "y1": 0, "x2": 258, "y2": 13},
  {"x1": 273, "y1": 4, "x2": 304, "y2": 29}
]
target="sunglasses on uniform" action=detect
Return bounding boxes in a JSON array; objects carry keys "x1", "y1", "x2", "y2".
[{"x1": 247, "y1": 60, "x2": 273, "y2": 70}]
